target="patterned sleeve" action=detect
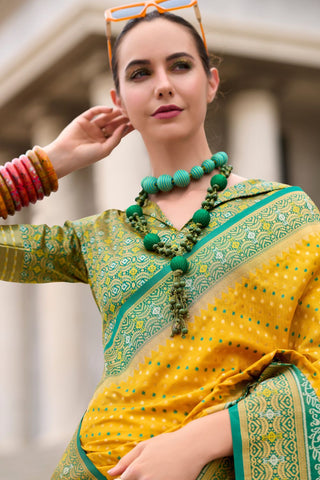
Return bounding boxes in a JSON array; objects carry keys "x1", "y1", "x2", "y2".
[{"x1": 0, "y1": 221, "x2": 88, "y2": 284}]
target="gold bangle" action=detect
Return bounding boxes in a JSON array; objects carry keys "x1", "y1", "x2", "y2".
[
  {"x1": 33, "y1": 146, "x2": 58, "y2": 192},
  {"x1": 0, "y1": 190, "x2": 8, "y2": 219},
  {"x1": 0, "y1": 170, "x2": 15, "y2": 215}
]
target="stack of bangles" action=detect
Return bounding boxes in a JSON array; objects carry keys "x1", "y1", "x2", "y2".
[{"x1": 0, "y1": 146, "x2": 58, "y2": 219}]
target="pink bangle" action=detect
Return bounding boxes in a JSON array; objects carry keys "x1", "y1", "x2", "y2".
[
  {"x1": 0, "y1": 165, "x2": 22, "y2": 211},
  {"x1": 5, "y1": 161, "x2": 29, "y2": 207},
  {"x1": 20, "y1": 155, "x2": 45, "y2": 200},
  {"x1": 13, "y1": 157, "x2": 37, "y2": 204},
  {"x1": 26, "y1": 149, "x2": 51, "y2": 196}
]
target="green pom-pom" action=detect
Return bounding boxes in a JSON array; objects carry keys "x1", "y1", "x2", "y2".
[
  {"x1": 192, "y1": 209, "x2": 210, "y2": 227},
  {"x1": 141, "y1": 176, "x2": 159, "y2": 194},
  {"x1": 173, "y1": 170, "x2": 190, "y2": 188},
  {"x1": 201, "y1": 158, "x2": 215, "y2": 173},
  {"x1": 126, "y1": 204, "x2": 143, "y2": 218},
  {"x1": 143, "y1": 233, "x2": 161, "y2": 251},
  {"x1": 212, "y1": 152, "x2": 228, "y2": 167},
  {"x1": 210, "y1": 174, "x2": 227, "y2": 191},
  {"x1": 170, "y1": 256, "x2": 189, "y2": 273},
  {"x1": 190, "y1": 166, "x2": 204, "y2": 180},
  {"x1": 157, "y1": 174, "x2": 173, "y2": 192}
]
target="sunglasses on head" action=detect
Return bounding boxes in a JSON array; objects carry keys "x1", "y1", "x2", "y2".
[{"x1": 104, "y1": 0, "x2": 208, "y2": 70}]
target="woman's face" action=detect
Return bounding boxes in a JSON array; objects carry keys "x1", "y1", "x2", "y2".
[{"x1": 111, "y1": 18, "x2": 219, "y2": 143}]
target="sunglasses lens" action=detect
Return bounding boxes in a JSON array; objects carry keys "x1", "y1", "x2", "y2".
[
  {"x1": 160, "y1": 0, "x2": 192, "y2": 8},
  {"x1": 111, "y1": 5, "x2": 145, "y2": 19}
]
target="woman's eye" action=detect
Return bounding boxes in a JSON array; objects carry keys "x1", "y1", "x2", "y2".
[
  {"x1": 129, "y1": 69, "x2": 151, "y2": 80},
  {"x1": 171, "y1": 60, "x2": 192, "y2": 71}
]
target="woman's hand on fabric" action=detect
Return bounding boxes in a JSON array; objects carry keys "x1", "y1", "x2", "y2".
[
  {"x1": 108, "y1": 409, "x2": 232, "y2": 480},
  {"x1": 107, "y1": 428, "x2": 207, "y2": 480},
  {"x1": 44, "y1": 106, "x2": 134, "y2": 178}
]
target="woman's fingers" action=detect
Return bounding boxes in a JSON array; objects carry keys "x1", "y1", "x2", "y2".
[
  {"x1": 81, "y1": 105, "x2": 114, "y2": 121},
  {"x1": 92, "y1": 110, "x2": 126, "y2": 129},
  {"x1": 108, "y1": 444, "x2": 142, "y2": 477}
]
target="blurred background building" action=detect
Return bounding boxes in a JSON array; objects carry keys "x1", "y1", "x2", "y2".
[{"x1": 0, "y1": 0, "x2": 319, "y2": 478}]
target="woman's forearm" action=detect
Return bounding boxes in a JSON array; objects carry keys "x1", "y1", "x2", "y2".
[{"x1": 181, "y1": 409, "x2": 233, "y2": 464}]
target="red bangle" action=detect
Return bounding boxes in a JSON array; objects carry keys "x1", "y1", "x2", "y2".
[
  {"x1": 0, "y1": 165, "x2": 22, "y2": 211},
  {"x1": 13, "y1": 157, "x2": 37, "y2": 204},
  {"x1": 5, "y1": 161, "x2": 29, "y2": 207},
  {"x1": 0, "y1": 171, "x2": 15, "y2": 215},
  {"x1": 20, "y1": 155, "x2": 45, "y2": 200}
]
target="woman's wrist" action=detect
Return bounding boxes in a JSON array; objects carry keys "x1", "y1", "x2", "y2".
[
  {"x1": 43, "y1": 141, "x2": 75, "y2": 179},
  {"x1": 181, "y1": 409, "x2": 233, "y2": 464}
]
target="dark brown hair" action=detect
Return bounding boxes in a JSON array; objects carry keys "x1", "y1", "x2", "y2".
[{"x1": 111, "y1": 11, "x2": 212, "y2": 93}]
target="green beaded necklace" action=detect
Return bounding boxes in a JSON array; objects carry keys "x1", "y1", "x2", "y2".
[{"x1": 126, "y1": 152, "x2": 232, "y2": 338}]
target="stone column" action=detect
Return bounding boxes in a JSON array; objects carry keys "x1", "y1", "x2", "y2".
[
  {"x1": 226, "y1": 90, "x2": 282, "y2": 181},
  {"x1": 89, "y1": 74, "x2": 150, "y2": 212},
  {"x1": 30, "y1": 113, "x2": 99, "y2": 444},
  {"x1": 0, "y1": 149, "x2": 34, "y2": 450},
  {"x1": 0, "y1": 246, "x2": 32, "y2": 451}
]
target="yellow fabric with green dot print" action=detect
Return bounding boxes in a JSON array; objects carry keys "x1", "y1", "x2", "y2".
[{"x1": 1, "y1": 180, "x2": 320, "y2": 479}]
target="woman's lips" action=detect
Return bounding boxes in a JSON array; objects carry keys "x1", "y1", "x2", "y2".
[{"x1": 152, "y1": 105, "x2": 183, "y2": 119}]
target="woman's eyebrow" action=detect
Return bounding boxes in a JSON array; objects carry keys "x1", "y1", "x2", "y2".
[
  {"x1": 125, "y1": 59, "x2": 150, "y2": 73},
  {"x1": 125, "y1": 52, "x2": 195, "y2": 72},
  {"x1": 166, "y1": 52, "x2": 195, "y2": 62}
]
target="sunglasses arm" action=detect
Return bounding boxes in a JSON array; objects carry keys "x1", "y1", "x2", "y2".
[
  {"x1": 106, "y1": 21, "x2": 113, "y2": 69},
  {"x1": 193, "y1": 4, "x2": 208, "y2": 53}
]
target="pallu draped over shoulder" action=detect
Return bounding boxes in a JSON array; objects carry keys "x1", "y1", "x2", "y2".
[{"x1": 1, "y1": 180, "x2": 320, "y2": 479}]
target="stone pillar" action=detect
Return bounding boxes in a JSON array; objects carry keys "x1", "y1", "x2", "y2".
[
  {"x1": 0, "y1": 150, "x2": 33, "y2": 450},
  {"x1": 0, "y1": 267, "x2": 32, "y2": 451},
  {"x1": 89, "y1": 74, "x2": 150, "y2": 212},
  {"x1": 30, "y1": 113, "x2": 98, "y2": 444},
  {"x1": 226, "y1": 90, "x2": 282, "y2": 181}
]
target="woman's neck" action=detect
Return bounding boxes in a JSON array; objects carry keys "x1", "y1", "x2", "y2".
[{"x1": 142, "y1": 129, "x2": 213, "y2": 177}]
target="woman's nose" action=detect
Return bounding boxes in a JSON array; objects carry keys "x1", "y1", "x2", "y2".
[{"x1": 154, "y1": 70, "x2": 174, "y2": 98}]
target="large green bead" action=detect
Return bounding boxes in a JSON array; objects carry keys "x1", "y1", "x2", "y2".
[
  {"x1": 141, "y1": 176, "x2": 159, "y2": 194},
  {"x1": 143, "y1": 233, "x2": 161, "y2": 251},
  {"x1": 210, "y1": 174, "x2": 227, "y2": 191},
  {"x1": 170, "y1": 256, "x2": 189, "y2": 273},
  {"x1": 173, "y1": 170, "x2": 190, "y2": 188},
  {"x1": 212, "y1": 151, "x2": 228, "y2": 167},
  {"x1": 190, "y1": 166, "x2": 204, "y2": 180},
  {"x1": 201, "y1": 158, "x2": 215, "y2": 173},
  {"x1": 157, "y1": 174, "x2": 173, "y2": 192},
  {"x1": 192, "y1": 208, "x2": 210, "y2": 227},
  {"x1": 126, "y1": 204, "x2": 143, "y2": 218}
]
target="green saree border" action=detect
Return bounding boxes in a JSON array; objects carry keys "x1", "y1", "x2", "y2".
[
  {"x1": 229, "y1": 363, "x2": 320, "y2": 479},
  {"x1": 105, "y1": 186, "x2": 302, "y2": 351},
  {"x1": 229, "y1": 406, "x2": 244, "y2": 479},
  {"x1": 76, "y1": 417, "x2": 108, "y2": 480}
]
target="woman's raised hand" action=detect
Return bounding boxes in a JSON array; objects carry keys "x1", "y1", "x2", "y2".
[{"x1": 44, "y1": 106, "x2": 134, "y2": 178}]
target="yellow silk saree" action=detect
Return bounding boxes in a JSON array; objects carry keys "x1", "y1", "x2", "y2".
[{"x1": 1, "y1": 180, "x2": 320, "y2": 479}]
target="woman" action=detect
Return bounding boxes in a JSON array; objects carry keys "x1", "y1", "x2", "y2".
[{"x1": 1, "y1": 7, "x2": 320, "y2": 480}]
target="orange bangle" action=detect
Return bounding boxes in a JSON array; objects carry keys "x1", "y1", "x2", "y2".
[
  {"x1": 33, "y1": 146, "x2": 58, "y2": 192},
  {"x1": 0, "y1": 171, "x2": 15, "y2": 215},
  {"x1": 26, "y1": 149, "x2": 51, "y2": 196},
  {"x1": 0, "y1": 191, "x2": 8, "y2": 219}
]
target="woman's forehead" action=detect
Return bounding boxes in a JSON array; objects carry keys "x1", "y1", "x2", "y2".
[{"x1": 117, "y1": 18, "x2": 197, "y2": 67}]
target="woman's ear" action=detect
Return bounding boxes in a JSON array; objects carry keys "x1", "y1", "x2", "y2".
[
  {"x1": 207, "y1": 68, "x2": 220, "y2": 104},
  {"x1": 110, "y1": 89, "x2": 128, "y2": 115}
]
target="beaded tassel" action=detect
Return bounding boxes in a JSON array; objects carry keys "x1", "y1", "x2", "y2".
[{"x1": 126, "y1": 152, "x2": 232, "y2": 337}]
